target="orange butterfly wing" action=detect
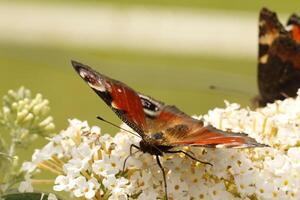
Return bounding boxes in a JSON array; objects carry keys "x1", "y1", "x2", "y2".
[
  {"x1": 287, "y1": 13, "x2": 300, "y2": 43},
  {"x1": 142, "y1": 103, "x2": 265, "y2": 148},
  {"x1": 72, "y1": 61, "x2": 266, "y2": 148},
  {"x1": 72, "y1": 61, "x2": 148, "y2": 136}
]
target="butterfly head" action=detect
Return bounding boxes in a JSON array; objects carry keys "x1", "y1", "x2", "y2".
[{"x1": 71, "y1": 60, "x2": 108, "y2": 92}]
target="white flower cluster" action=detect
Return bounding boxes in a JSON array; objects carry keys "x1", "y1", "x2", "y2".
[
  {"x1": 200, "y1": 91, "x2": 300, "y2": 199},
  {"x1": 20, "y1": 119, "x2": 142, "y2": 199},
  {"x1": 20, "y1": 91, "x2": 300, "y2": 200}
]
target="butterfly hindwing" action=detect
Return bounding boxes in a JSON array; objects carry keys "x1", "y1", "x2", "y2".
[
  {"x1": 138, "y1": 90, "x2": 265, "y2": 148},
  {"x1": 142, "y1": 103, "x2": 266, "y2": 148}
]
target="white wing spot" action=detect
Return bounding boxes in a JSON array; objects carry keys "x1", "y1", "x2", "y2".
[
  {"x1": 286, "y1": 25, "x2": 293, "y2": 31},
  {"x1": 111, "y1": 101, "x2": 119, "y2": 109},
  {"x1": 259, "y1": 20, "x2": 265, "y2": 27},
  {"x1": 259, "y1": 33, "x2": 278, "y2": 45},
  {"x1": 260, "y1": 54, "x2": 269, "y2": 64},
  {"x1": 87, "y1": 82, "x2": 106, "y2": 92},
  {"x1": 79, "y1": 70, "x2": 87, "y2": 78},
  {"x1": 216, "y1": 144, "x2": 227, "y2": 148}
]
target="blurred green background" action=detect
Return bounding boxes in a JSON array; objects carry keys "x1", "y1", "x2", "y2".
[
  {"x1": 0, "y1": 43, "x2": 255, "y2": 131},
  {"x1": 2, "y1": 0, "x2": 300, "y2": 12},
  {"x1": 0, "y1": 0, "x2": 299, "y2": 193}
]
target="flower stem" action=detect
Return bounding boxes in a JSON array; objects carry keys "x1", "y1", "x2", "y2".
[
  {"x1": 95, "y1": 192, "x2": 102, "y2": 200},
  {"x1": 37, "y1": 163, "x2": 62, "y2": 175},
  {"x1": 8, "y1": 139, "x2": 16, "y2": 157},
  {"x1": 44, "y1": 160, "x2": 63, "y2": 173},
  {"x1": 31, "y1": 179, "x2": 54, "y2": 184},
  {"x1": 81, "y1": 170, "x2": 91, "y2": 180},
  {"x1": 51, "y1": 155, "x2": 64, "y2": 167}
]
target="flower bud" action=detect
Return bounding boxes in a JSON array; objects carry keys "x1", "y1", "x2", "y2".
[
  {"x1": 23, "y1": 113, "x2": 34, "y2": 123},
  {"x1": 44, "y1": 123, "x2": 55, "y2": 131},
  {"x1": 17, "y1": 109, "x2": 29, "y2": 122},
  {"x1": 39, "y1": 116, "x2": 53, "y2": 127}
]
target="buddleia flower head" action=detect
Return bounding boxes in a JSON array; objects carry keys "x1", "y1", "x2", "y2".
[
  {"x1": 0, "y1": 86, "x2": 55, "y2": 144},
  {"x1": 20, "y1": 89, "x2": 300, "y2": 200}
]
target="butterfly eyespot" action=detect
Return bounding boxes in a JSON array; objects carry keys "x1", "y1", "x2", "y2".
[
  {"x1": 151, "y1": 132, "x2": 163, "y2": 140},
  {"x1": 139, "y1": 94, "x2": 162, "y2": 117}
]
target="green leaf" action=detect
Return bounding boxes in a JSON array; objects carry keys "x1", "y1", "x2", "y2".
[{"x1": 2, "y1": 192, "x2": 60, "y2": 200}]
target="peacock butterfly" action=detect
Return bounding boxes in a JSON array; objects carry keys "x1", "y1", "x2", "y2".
[
  {"x1": 256, "y1": 8, "x2": 300, "y2": 107},
  {"x1": 71, "y1": 60, "x2": 267, "y2": 198}
]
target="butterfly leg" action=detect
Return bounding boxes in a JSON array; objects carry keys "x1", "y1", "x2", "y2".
[
  {"x1": 280, "y1": 92, "x2": 290, "y2": 98},
  {"x1": 156, "y1": 155, "x2": 168, "y2": 200},
  {"x1": 122, "y1": 144, "x2": 140, "y2": 172},
  {"x1": 165, "y1": 150, "x2": 213, "y2": 166}
]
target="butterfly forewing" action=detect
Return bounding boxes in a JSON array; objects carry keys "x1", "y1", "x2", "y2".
[
  {"x1": 72, "y1": 61, "x2": 266, "y2": 149},
  {"x1": 72, "y1": 61, "x2": 147, "y2": 135}
]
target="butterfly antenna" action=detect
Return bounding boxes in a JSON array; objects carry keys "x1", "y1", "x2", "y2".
[
  {"x1": 209, "y1": 84, "x2": 251, "y2": 96},
  {"x1": 96, "y1": 116, "x2": 141, "y2": 138},
  {"x1": 96, "y1": 116, "x2": 163, "y2": 153}
]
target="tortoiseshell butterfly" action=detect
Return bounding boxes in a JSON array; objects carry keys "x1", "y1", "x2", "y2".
[{"x1": 256, "y1": 8, "x2": 300, "y2": 107}]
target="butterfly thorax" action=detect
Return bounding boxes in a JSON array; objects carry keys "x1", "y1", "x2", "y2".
[{"x1": 139, "y1": 139, "x2": 172, "y2": 156}]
